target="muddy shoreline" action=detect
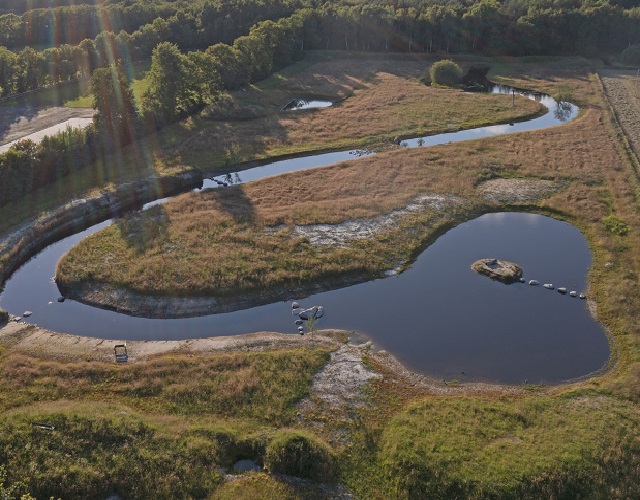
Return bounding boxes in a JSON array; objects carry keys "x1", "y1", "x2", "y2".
[
  {"x1": 42, "y1": 179, "x2": 565, "y2": 319},
  {"x1": 0, "y1": 319, "x2": 525, "y2": 397}
]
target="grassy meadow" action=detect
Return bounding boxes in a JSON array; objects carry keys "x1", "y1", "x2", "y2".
[
  {"x1": 55, "y1": 53, "x2": 543, "y2": 300},
  {"x1": 3, "y1": 53, "x2": 640, "y2": 497}
]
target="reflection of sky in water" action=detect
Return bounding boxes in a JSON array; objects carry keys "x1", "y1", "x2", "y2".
[
  {"x1": 0, "y1": 84, "x2": 601, "y2": 384},
  {"x1": 473, "y1": 124, "x2": 512, "y2": 135},
  {"x1": 0, "y1": 213, "x2": 608, "y2": 385},
  {"x1": 284, "y1": 99, "x2": 333, "y2": 110}
]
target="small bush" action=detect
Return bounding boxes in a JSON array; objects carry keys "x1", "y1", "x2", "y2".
[
  {"x1": 0, "y1": 308, "x2": 8, "y2": 324},
  {"x1": 620, "y1": 45, "x2": 640, "y2": 66},
  {"x1": 264, "y1": 430, "x2": 334, "y2": 481},
  {"x1": 602, "y1": 214, "x2": 630, "y2": 236},
  {"x1": 554, "y1": 84, "x2": 575, "y2": 104},
  {"x1": 429, "y1": 60, "x2": 463, "y2": 87}
]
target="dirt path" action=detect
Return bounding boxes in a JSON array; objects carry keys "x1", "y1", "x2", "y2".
[
  {"x1": 0, "y1": 105, "x2": 94, "y2": 147},
  {"x1": 599, "y1": 70, "x2": 640, "y2": 161},
  {"x1": 0, "y1": 318, "x2": 525, "y2": 400}
]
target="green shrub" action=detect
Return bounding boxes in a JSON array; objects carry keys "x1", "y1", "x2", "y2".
[
  {"x1": 602, "y1": 214, "x2": 630, "y2": 236},
  {"x1": 0, "y1": 414, "x2": 223, "y2": 499},
  {"x1": 620, "y1": 44, "x2": 640, "y2": 66},
  {"x1": 264, "y1": 430, "x2": 334, "y2": 481},
  {"x1": 0, "y1": 308, "x2": 8, "y2": 324},
  {"x1": 429, "y1": 60, "x2": 463, "y2": 87}
]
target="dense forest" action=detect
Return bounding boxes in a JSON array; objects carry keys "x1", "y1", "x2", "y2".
[
  {"x1": 1, "y1": 0, "x2": 640, "y2": 206},
  {"x1": 0, "y1": 0, "x2": 639, "y2": 98}
]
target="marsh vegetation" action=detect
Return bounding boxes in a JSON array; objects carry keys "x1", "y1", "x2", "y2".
[{"x1": 2, "y1": 43, "x2": 640, "y2": 500}]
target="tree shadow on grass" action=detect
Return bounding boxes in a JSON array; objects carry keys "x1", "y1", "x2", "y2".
[
  {"x1": 0, "y1": 103, "x2": 43, "y2": 144},
  {"x1": 202, "y1": 183, "x2": 257, "y2": 224},
  {"x1": 115, "y1": 204, "x2": 171, "y2": 256}
]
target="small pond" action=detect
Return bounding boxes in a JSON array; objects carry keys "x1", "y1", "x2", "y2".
[
  {"x1": 282, "y1": 99, "x2": 333, "y2": 111},
  {"x1": 0, "y1": 213, "x2": 609, "y2": 385},
  {"x1": 0, "y1": 84, "x2": 606, "y2": 384}
]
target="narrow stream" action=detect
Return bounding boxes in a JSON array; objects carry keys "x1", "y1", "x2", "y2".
[{"x1": 0, "y1": 85, "x2": 605, "y2": 384}]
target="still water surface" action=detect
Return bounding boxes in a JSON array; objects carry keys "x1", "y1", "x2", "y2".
[
  {"x1": 0, "y1": 86, "x2": 608, "y2": 383},
  {"x1": 0, "y1": 212, "x2": 608, "y2": 384}
]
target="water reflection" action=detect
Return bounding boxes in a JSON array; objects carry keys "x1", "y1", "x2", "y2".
[
  {"x1": 283, "y1": 99, "x2": 333, "y2": 111},
  {"x1": 554, "y1": 101, "x2": 574, "y2": 122},
  {"x1": 0, "y1": 84, "x2": 598, "y2": 385}
]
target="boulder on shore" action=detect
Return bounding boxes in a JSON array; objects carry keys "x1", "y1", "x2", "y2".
[{"x1": 471, "y1": 258, "x2": 523, "y2": 284}]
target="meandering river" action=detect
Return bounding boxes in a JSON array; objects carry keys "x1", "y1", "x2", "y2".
[{"x1": 1, "y1": 85, "x2": 608, "y2": 384}]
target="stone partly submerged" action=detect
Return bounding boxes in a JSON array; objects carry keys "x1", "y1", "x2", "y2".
[
  {"x1": 471, "y1": 258, "x2": 523, "y2": 284},
  {"x1": 298, "y1": 306, "x2": 325, "y2": 320}
]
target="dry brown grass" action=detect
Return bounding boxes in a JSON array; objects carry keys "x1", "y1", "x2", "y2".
[
  {"x1": 157, "y1": 57, "x2": 542, "y2": 171},
  {"x1": 52, "y1": 59, "x2": 640, "y2": 408},
  {"x1": 599, "y1": 69, "x2": 640, "y2": 163},
  {"x1": 58, "y1": 69, "x2": 628, "y2": 298},
  {"x1": 0, "y1": 347, "x2": 330, "y2": 425}
]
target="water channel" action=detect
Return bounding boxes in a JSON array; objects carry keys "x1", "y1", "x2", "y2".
[{"x1": 1, "y1": 85, "x2": 609, "y2": 384}]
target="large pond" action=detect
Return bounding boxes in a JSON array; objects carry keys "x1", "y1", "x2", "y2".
[{"x1": 0, "y1": 85, "x2": 609, "y2": 384}]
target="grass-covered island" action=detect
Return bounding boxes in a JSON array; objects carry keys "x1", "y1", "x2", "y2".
[
  {"x1": 54, "y1": 56, "x2": 544, "y2": 317},
  {"x1": 2, "y1": 51, "x2": 640, "y2": 498}
]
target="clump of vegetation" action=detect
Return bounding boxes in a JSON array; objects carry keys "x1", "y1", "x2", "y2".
[
  {"x1": 0, "y1": 465, "x2": 32, "y2": 500},
  {"x1": 602, "y1": 214, "x2": 630, "y2": 236},
  {"x1": 429, "y1": 60, "x2": 463, "y2": 87},
  {"x1": 620, "y1": 44, "x2": 640, "y2": 66},
  {"x1": 371, "y1": 395, "x2": 640, "y2": 499},
  {"x1": 0, "y1": 308, "x2": 8, "y2": 324},
  {"x1": 264, "y1": 430, "x2": 335, "y2": 481},
  {"x1": 0, "y1": 414, "x2": 223, "y2": 499},
  {"x1": 554, "y1": 84, "x2": 575, "y2": 103}
]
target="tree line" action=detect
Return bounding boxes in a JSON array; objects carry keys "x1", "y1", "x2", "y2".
[
  {"x1": 2, "y1": 0, "x2": 640, "y2": 207},
  {"x1": 2, "y1": 0, "x2": 640, "y2": 99},
  {"x1": 0, "y1": 0, "x2": 300, "y2": 97},
  {"x1": 0, "y1": 12, "x2": 305, "y2": 207}
]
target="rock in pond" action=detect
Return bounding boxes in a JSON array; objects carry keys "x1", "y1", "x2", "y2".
[
  {"x1": 292, "y1": 301, "x2": 299, "y2": 309},
  {"x1": 298, "y1": 306, "x2": 324, "y2": 320},
  {"x1": 569, "y1": 291, "x2": 577, "y2": 297},
  {"x1": 543, "y1": 283, "x2": 554, "y2": 289},
  {"x1": 557, "y1": 287, "x2": 567, "y2": 294},
  {"x1": 579, "y1": 293, "x2": 586, "y2": 299},
  {"x1": 471, "y1": 258, "x2": 523, "y2": 284},
  {"x1": 57, "y1": 296, "x2": 65, "y2": 303},
  {"x1": 529, "y1": 280, "x2": 539, "y2": 286},
  {"x1": 23, "y1": 311, "x2": 32, "y2": 317}
]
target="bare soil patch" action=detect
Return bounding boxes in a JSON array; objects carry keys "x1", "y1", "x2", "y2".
[
  {"x1": 0, "y1": 105, "x2": 94, "y2": 146},
  {"x1": 479, "y1": 178, "x2": 565, "y2": 203},
  {"x1": 287, "y1": 193, "x2": 465, "y2": 248}
]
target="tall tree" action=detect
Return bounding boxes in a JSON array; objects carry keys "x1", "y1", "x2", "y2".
[
  {"x1": 91, "y1": 65, "x2": 137, "y2": 145},
  {"x1": 0, "y1": 46, "x2": 16, "y2": 96},
  {"x1": 142, "y1": 42, "x2": 189, "y2": 126}
]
